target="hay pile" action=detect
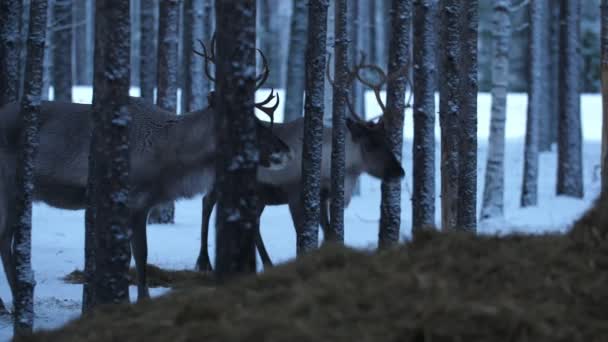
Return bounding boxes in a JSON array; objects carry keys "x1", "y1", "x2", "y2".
[{"x1": 20, "y1": 197, "x2": 608, "y2": 342}]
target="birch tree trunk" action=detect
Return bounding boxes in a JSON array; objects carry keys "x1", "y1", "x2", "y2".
[
  {"x1": 412, "y1": 0, "x2": 437, "y2": 230},
  {"x1": 438, "y1": 0, "x2": 461, "y2": 231},
  {"x1": 52, "y1": 0, "x2": 72, "y2": 102},
  {"x1": 300, "y1": 0, "x2": 329, "y2": 255},
  {"x1": 556, "y1": 0, "x2": 583, "y2": 198},
  {"x1": 42, "y1": 0, "x2": 53, "y2": 100},
  {"x1": 214, "y1": 0, "x2": 258, "y2": 279},
  {"x1": 91, "y1": 0, "x2": 132, "y2": 305},
  {"x1": 283, "y1": 0, "x2": 308, "y2": 122},
  {"x1": 149, "y1": 0, "x2": 179, "y2": 224},
  {"x1": 182, "y1": 0, "x2": 208, "y2": 112},
  {"x1": 379, "y1": 0, "x2": 411, "y2": 247},
  {"x1": 0, "y1": 0, "x2": 23, "y2": 106},
  {"x1": 601, "y1": 0, "x2": 608, "y2": 193},
  {"x1": 481, "y1": 0, "x2": 511, "y2": 219},
  {"x1": 12, "y1": 0, "x2": 47, "y2": 334},
  {"x1": 140, "y1": 0, "x2": 158, "y2": 102},
  {"x1": 521, "y1": 0, "x2": 542, "y2": 207},
  {"x1": 328, "y1": 0, "x2": 347, "y2": 243}
]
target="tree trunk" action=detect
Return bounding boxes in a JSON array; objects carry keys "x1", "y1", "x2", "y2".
[
  {"x1": 91, "y1": 0, "x2": 131, "y2": 305},
  {"x1": 214, "y1": 0, "x2": 258, "y2": 279},
  {"x1": 12, "y1": 0, "x2": 47, "y2": 334},
  {"x1": 0, "y1": 0, "x2": 23, "y2": 106},
  {"x1": 438, "y1": 0, "x2": 461, "y2": 231},
  {"x1": 372, "y1": 0, "x2": 387, "y2": 67},
  {"x1": 328, "y1": 0, "x2": 347, "y2": 244},
  {"x1": 258, "y1": 0, "x2": 283, "y2": 89},
  {"x1": 556, "y1": 0, "x2": 583, "y2": 198},
  {"x1": 548, "y1": 3, "x2": 560, "y2": 145},
  {"x1": 140, "y1": 0, "x2": 158, "y2": 102},
  {"x1": 74, "y1": 0, "x2": 88, "y2": 85},
  {"x1": 379, "y1": 0, "x2": 411, "y2": 248},
  {"x1": 183, "y1": 0, "x2": 207, "y2": 112},
  {"x1": 182, "y1": 0, "x2": 193, "y2": 112},
  {"x1": 481, "y1": 0, "x2": 510, "y2": 219},
  {"x1": 323, "y1": 0, "x2": 334, "y2": 127},
  {"x1": 148, "y1": 0, "x2": 179, "y2": 224},
  {"x1": 412, "y1": 0, "x2": 437, "y2": 231},
  {"x1": 521, "y1": 0, "x2": 542, "y2": 207},
  {"x1": 82, "y1": 132, "x2": 97, "y2": 312},
  {"x1": 300, "y1": 0, "x2": 328, "y2": 255},
  {"x1": 456, "y1": 0, "x2": 477, "y2": 232},
  {"x1": 52, "y1": 0, "x2": 73, "y2": 102},
  {"x1": 349, "y1": 0, "x2": 365, "y2": 196},
  {"x1": 283, "y1": 0, "x2": 308, "y2": 122},
  {"x1": 42, "y1": 0, "x2": 53, "y2": 100},
  {"x1": 538, "y1": 0, "x2": 551, "y2": 152},
  {"x1": 601, "y1": 0, "x2": 608, "y2": 194}
]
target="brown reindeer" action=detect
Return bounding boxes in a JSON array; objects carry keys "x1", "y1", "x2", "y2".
[{"x1": 0, "y1": 49, "x2": 291, "y2": 305}]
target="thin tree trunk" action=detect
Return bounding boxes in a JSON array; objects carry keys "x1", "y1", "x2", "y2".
[
  {"x1": 350, "y1": 0, "x2": 364, "y2": 196},
  {"x1": 12, "y1": 0, "x2": 47, "y2": 334},
  {"x1": 323, "y1": 0, "x2": 334, "y2": 127},
  {"x1": 300, "y1": 0, "x2": 328, "y2": 255},
  {"x1": 74, "y1": 0, "x2": 88, "y2": 85},
  {"x1": 52, "y1": 0, "x2": 72, "y2": 102},
  {"x1": 182, "y1": 0, "x2": 193, "y2": 112},
  {"x1": 328, "y1": 0, "x2": 347, "y2": 243},
  {"x1": 521, "y1": 0, "x2": 542, "y2": 207},
  {"x1": 42, "y1": 0, "x2": 53, "y2": 100},
  {"x1": 538, "y1": 0, "x2": 551, "y2": 152},
  {"x1": 258, "y1": 0, "x2": 282, "y2": 89},
  {"x1": 601, "y1": 0, "x2": 608, "y2": 194},
  {"x1": 91, "y1": 0, "x2": 131, "y2": 305},
  {"x1": 0, "y1": 0, "x2": 23, "y2": 106},
  {"x1": 548, "y1": 3, "x2": 560, "y2": 145},
  {"x1": 140, "y1": 0, "x2": 158, "y2": 102},
  {"x1": 148, "y1": 0, "x2": 179, "y2": 224},
  {"x1": 556, "y1": 0, "x2": 583, "y2": 198},
  {"x1": 379, "y1": 0, "x2": 411, "y2": 248},
  {"x1": 283, "y1": 0, "x2": 308, "y2": 122},
  {"x1": 412, "y1": 0, "x2": 437, "y2": 231},
  {"x1": 373, "y1": 0, "x2": 387, "y2": 67},
  {"x1": 438, "y1": 0, "x2": 461, "y2": 231},
  {"x1": 82, "y1": 135, "x2": 97, "y2": 312},
  {"x1": 214, "y1": 0, "x2": 258, "y2": 279},
  {"x1": 184, "y1": 0, "x2": 206, "y2": 112},
  {"x1": 481, "y1": 0, "x2": 510, "y2": 219}
]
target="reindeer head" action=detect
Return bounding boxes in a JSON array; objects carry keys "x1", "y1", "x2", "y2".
[
  {"x1": 327, "y1": 53, "x2": 406, "y2": 181},
  {"x1": 195, "y1": 36, "x2": 292, "y2": 170}
]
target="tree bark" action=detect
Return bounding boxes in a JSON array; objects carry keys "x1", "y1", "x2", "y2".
[
  {"x1": 91, "y1": 0, "x2": 131, "y2": 305},
  {"x1": 328, "y1": 0, "x2": 347, "y2": 243},
  {"x1": 0, "y1": 0, "x2": 23, "y2": 106},
  {"x1": 258, "y1": 0, "x2": 283, "y2": 89},
  {"x1": 140, "y1": 0, "x2": 158, "y2": 102},
  {"x1": 601, "y1": 0, "x2": 608, "y2": 194},
  {"x1": 74, "y1": 0, "x2": 89, "y2": 85},
  {"x1": 283, "y1": 0, "x2": 308, "y2": 122},
  {"x1": 481, "y1": 0, "x2": 511, "y2": 219},
  {"x1": 556, "y1": 0, "x2": 583, "y2": 198},
  {"x1": 300, "y1": 0, "x2": 328, "y2": 255},
  {"x1": 438, "y1": 0, "x2": 461, "y2": 231},
  {"x1": 148, "y1": 0, "x2": 179, "y2": 224},
  {"x1": 412, "y1": 0, "x2": 437, "y2": 231},
  {"x1": 379, "y1": 0, "x2": 411, "y2": 248},
  {"x1": 538, "y1": 0, "x2": 551, "y2": 152},
  {"x1": 521, "y1": 0, "x2": 542, "y2": 207},
  {"x1": 548, "y1": 3, "x2": 560, "y2": 145},
  {"x1": 12, "y1": 0, "x2": 47, "y2": 334},
  {"x1": 214, "y1": 0, "x2": 258, "y2": 279},
  {"x1": 42, "y1": 0, "x2": 53, "y2": 100},
  {"x1": 183, "y1": 0, "x2": 207, "y2": 112},
  {"x1": 52, "y1": 0, "x2": 73, "y2": 102}
]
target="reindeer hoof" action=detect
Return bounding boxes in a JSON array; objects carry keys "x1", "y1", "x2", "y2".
[{"x1": 195, "y1": 257, "x2": 213, "y2": 274}]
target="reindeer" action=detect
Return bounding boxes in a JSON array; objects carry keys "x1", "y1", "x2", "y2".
[
  {"x1": 195, "y1": 52, "x2": 407, "y2": 272},
  {"x1": 0, "y1": 50, "x2": 291, "y2": 306}
]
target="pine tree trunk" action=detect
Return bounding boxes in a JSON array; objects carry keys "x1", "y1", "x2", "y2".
[
  {"x1": 283, "y1": 0, "x2": 308, "y2": 122},
  {"x1": 258, "y1": 0, "x2": 283, "y2": 89},
  {"x1": 52, "y1": 0, "x2": 72, "y2": 102},
  {"x1": 556, "y1": 0, "x2": 583, "y2": 198},
  {"x1": 438, "y1": 0, "x2": 461, "y2": 231},
  {"x1": 42, "y1": 1, "x2": 53, "y2": 100},
  {"x1": 601, "y1": 0, "x2": 608, "y2": 194},
  {"x1": 182, "y1": 0, "x2": 193, "y2": 112},
  {"x1": 91, "y1": 0, "x2": 131, "y2": 305},
  {"x1": 148, "y1": 0, "x2": 179, "y2": 224},
  {"x1": 372, "y1": 0, "x2": 387, "y2": 67},
  {"x1": 538, "y1": 0, "x2": 551, "y2": 152},
  {"x1": 183, "y1": 0, "x2": 207, "y2": 112},
  {"x1": 323, "y1": 0, "x2": 334, "y2": 127},
  {"x1": 300, "y1": 0, "x2": 328, "y2": 255},
  {"x1": 548, "y1": 3, "x2": 560, "y2": 145},
  {"x1": 412, "y1": 0, "x2": 437, "y2": 231},
  {"x1": 349, "y1": 0, "x2": 365, "y2": 197},
  {"x1": 481, "y1": 0, "x2": 510, "y2": 219},
  {"x1": 12, "y1": 0, "x2": 47, "y2": 334},
  {"x1": 74, "y1": 0, "x2": 88, "y2": 85},
  {"x1": 0, "y1": 0, "x2": 23, "y2": 106},
  {"x1": 521, "y1": 0, "x2": 542, "y2": 207},
  {"x1": 140, "y1": 0, "x2": 158, "y2": 102},
  {"x1": 379, "y1": 0, "x2": 411, "y2": 247},
  {"x1": 328, "y1": 0, "x2": 347, "y2": 244},
  {"x1": 82, "y1": 133, "x2": 97, "y2": 312},
  {"x1": 214, "y1": 0, "x2": 258, "y2": 279}
]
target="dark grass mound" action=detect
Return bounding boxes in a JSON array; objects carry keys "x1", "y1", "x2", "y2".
[
  {"x1": 62, "y1": 264, "x2": 215, "y2": 289},
  {"x1": 20, "y1": 197, "x2": 608, "y2": 342}
]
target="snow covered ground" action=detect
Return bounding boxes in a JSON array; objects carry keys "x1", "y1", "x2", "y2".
[{"x1": 0, "y1": 89, "x2": 603, "y2": 340}]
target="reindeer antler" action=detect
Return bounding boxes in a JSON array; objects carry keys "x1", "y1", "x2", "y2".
[
  {"x1": 326, "y1": 50, "x2": 368, "y2": 122},
  {"x1": 193, "y1": 33, "x2": 279, "y2": 126}
]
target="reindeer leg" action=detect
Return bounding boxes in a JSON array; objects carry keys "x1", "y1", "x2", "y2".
[
  {"x1": 254, "y1": 204, "x2": 273, "y2": 268},
  {"x1": 0, "y1": 232, "x2": 16, "y2": 305},
  {"x1": 319, "y1": 191, "x2": 332, "y2": 243},
  {"x1": 130, "y1": 210, "x2": 150, "y2": 301},
  {"x1": 196, "y1": 189, "x2": 216, "y2": 272}
]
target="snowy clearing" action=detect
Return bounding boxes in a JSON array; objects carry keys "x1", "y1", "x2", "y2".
[{"x1": 0, "y1": 89, "x2": 602, "y2": 341}]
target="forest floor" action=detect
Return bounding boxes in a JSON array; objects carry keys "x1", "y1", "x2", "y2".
[{"x1": 0, "y1": 91, "x2": 603, "y2": 341}]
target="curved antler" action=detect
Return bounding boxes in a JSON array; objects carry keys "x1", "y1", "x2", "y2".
[{"x1": 326, "y1": 50, "x2": 368, "y2": 122}]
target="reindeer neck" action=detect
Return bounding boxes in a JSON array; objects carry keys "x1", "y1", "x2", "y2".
[{"x1": 165, "y1": 108, "x2": 218, "y2": 169}]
